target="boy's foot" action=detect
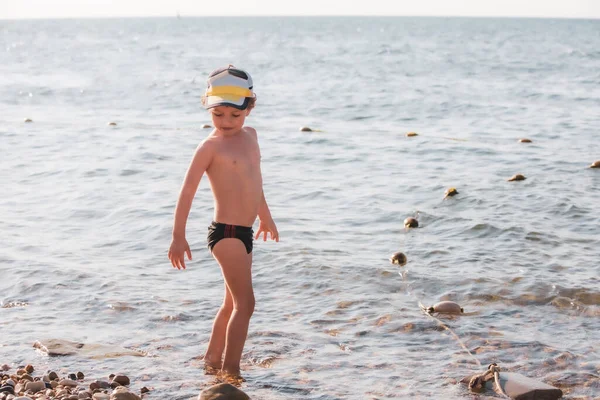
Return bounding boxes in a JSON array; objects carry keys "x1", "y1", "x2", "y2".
[
  {"x1": 199, "y1": 354, "x2": 222, "y2": 375},
  {"x1": 204, "y1": 360, "x2": 221, "y2": 375},
  {"x1": 203, "y1": 363, "x2": 221, "y2": 375},
  {"x1": 219, "y1": 371, "x2": 246, "y2": 386}
]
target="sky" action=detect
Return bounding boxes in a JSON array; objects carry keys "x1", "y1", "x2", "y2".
[{"x1": 1, "y1": 0, "x2": 600, "y2": 19}]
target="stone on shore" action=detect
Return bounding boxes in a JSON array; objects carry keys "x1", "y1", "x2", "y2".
[
  {"x1": 199, "y1": 383, "x2": 250, "y2": 400},
  {"x1": 109, "y1": 386, "x2": 141, "y2": 400},
  {"x1": 24, "y1": 380, "x2": 45, "y2": 393}
]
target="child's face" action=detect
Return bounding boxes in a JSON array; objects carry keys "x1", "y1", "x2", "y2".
[{"x1": 209, "y1": 106, "x2": 251, "y2": 135}]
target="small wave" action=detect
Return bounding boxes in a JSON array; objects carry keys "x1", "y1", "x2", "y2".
[
  {"x1": 156, "y1": 313, "x2": 193, "y2": 322},
  {"x1": 108, "y1": 302, "x2": 137, "y2": 312},
  {"x1": 120, "y1": 169, "x2": 142, "y2": 176}
]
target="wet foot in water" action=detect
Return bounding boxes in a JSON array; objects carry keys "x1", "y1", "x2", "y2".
[{"x1": 219, "y1": 371, "x2": 246, "y2": 386}]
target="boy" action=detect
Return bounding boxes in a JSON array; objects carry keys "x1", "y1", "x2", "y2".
[{"x1": 168, "y1": 65, "x2": 279, "y2": 380}]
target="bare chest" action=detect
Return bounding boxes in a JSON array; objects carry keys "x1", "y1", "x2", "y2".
[{"x1": 212, "y1": 138, "x2": 260, "y2": 173}]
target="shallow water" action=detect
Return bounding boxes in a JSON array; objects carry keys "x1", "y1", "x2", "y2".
[{"x1": 1, "y1": 17, "x2": 599, "y2": 399}]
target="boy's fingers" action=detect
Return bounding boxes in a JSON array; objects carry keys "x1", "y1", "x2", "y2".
[{"x1": 186, "y1": 248, "x2": 192, "y2": 260}]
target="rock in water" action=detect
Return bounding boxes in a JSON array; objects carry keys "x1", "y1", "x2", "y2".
[
  {"x1": 427, "y1": 301, "x2": 463, "y2": 314},
  {"x1": 444, "y1": 187, "x2": 458, "y2": 198},
  {"x1": 589, "y1": 160, "x2": 600, "y2": 168},
  {"x1": 462, "y1": 371, "x2": 563, "y2": 400},
  {"x1": 406, "y1": 132, "x2": 418, "y2": 137},
  {"x1": 490, "y1": 372, "x2": 562, "y2": 399},
  {"x1": 404, "y1": 217, "x2": 419, "y2": 228},
  {"x1": 199, "y1": 383, "x2": 250, "y2": 400},
  {"x1": 508, "y1": 174, "x2": 526, "y2": 181},
  {"x1": 299, "y1": 126, "x2": 313, "y2": 132},
  {"x1": 111, "y1": 375, "x2": 130, "y2": 386},
  {"x1": 389, "y1": 252, "x2": 407, "y2": 266},
  {"x1": 33, "y1": 339, "x2": 145, "y2": 358}
]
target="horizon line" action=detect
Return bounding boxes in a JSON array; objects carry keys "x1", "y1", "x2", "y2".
[{"x1": 2, "y1": 14, "x2": 600, "y2": 21}]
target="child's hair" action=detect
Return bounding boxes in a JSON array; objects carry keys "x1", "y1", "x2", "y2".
[{"x1": 201, "y1": 95, "x2": 256, "y2": 111}]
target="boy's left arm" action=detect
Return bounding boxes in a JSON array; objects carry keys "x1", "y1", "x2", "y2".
[
  {"x1": 250, "y1": 126, "x2": 279, "y2": 242},
  {"x1": 256, "y1": 190, "x2": 279, "y2": 242}
]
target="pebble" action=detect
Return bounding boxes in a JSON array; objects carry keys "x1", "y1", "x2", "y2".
[
  {"x1": 519, "y1": 138, "x2": 532, "y2": 143},
  {"x1": 110, "y1": 375, "x2": 130, "y2": 386},
  {"x1": 110, "y1": 386, "x2": 140, "y2": 400},
  {"x1": 24, "y1": 118, "x2": 33, "y2": 123},
  {"x1": 201, "y1": 124, "x2": 212, "y2": 129},
  {"x1": 299, "y1": 126, "x2": 313, "y2": 132},
  {"x1": 24, "y1": 381, "x2": 45, "y2": 393},
  {"x1": 107, "y1": 122, "x2": 117, "y2": 126},
  {"x1": 589, "y1": 160, "x2": 600, "y2": 168},
  {"x1": 0, "y1": 386, "x2": 15, "y2": 395},
  {"x1": 405, "y1": 132, "x2": 418, "y2": 137},
  {"x1": 0, "y1": 366, "x2": 142, "y2": 400}
]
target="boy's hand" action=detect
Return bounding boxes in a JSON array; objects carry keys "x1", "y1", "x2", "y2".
[
  {"x1": 255, "y1": 219, "x2": 279, "y2": 242},
  {"x1": 168, "y1": 236, "x2": 192, "y2": 270}
]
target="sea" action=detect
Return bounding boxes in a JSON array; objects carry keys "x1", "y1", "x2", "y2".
[{"x1": 1, "y1": 16, "x2": 599, "y2": 399}]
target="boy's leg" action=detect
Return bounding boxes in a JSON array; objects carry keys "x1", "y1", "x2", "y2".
[
  {"x1": 211, "y1": 238, "x2": 254, "y2": 375},
  {"x1": 203, "y1": 283, "x2": 233, "y2": 369}
]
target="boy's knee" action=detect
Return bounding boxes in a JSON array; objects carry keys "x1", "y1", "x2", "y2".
[
  {"x1": 234, "y1": 296, "x2": 255, "y2": 316},
  {"x1": 220, "y1": 303, "x2": 233, "y2": 316}
]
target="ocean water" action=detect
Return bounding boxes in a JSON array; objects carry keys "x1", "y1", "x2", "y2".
[{"x1": 1, "y1": 16, "x2": 599, "y2": 399}]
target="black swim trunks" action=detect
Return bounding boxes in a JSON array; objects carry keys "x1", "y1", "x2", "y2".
[{"x1": 207, "y1": 221, "x2": 254, "y2": 254}]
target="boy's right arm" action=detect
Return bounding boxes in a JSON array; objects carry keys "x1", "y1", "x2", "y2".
[{"x1": 168, "y1": 140, "x2": 214, "y2": 270}]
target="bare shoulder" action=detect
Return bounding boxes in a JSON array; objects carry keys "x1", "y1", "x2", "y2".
[
  {"x1": 195, "y1": 133, "x2": 220, "y2": 156},
  {"x1": 243, "y1": 126, "x2": 258, "y2": 139},
  {"x1": 200, "y1": 132, "x2": 221, "y2": 147}
]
